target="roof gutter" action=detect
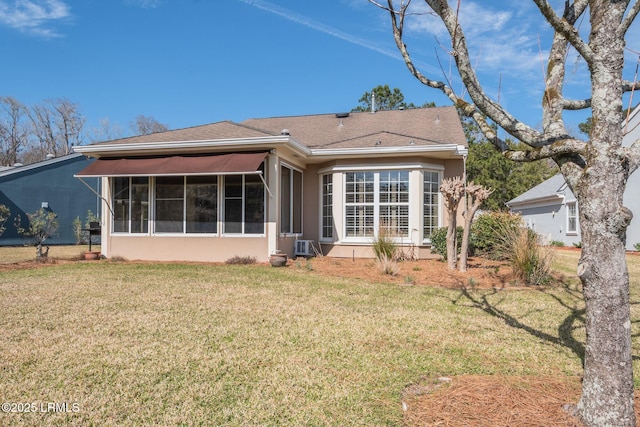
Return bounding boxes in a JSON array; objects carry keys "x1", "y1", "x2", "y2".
[
  {"x1": 73, "y1": 136, "x2": 311, "y2": 157},
  {"x1": 506, "y1": 193, "x2": 564, "y2": 209},
  {"x1": 310, "y1": 144, "x2": 467, "y2": 158}
]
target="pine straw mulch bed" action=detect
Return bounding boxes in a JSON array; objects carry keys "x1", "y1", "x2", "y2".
[{"x1": 305, "y1": 255, "x2": 518, "y2": 289}]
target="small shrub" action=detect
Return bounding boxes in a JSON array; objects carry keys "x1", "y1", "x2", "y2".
[
  {"x1": 0, "y1": 204, "x2": 10, "y2": 237},
  {"x1": 225, "y1": 255, "x2": 257, "y2": 265},
  {"x1": 376, "y1": 253, "x2": 401, "y2": 276},
  {"x1": 573, "y1": 241, "x2": 583, "y2": 249},
  {"x1": 72, "y1": 216, "x2": 84, "y2": 244},
  {"x1": 549, "y1": 240, "x2": 565, "y2": 247},
  {"x1": 430, "y1": 226, "x2": 463, "y2": 259},
  {"x1": 635, "y1": 243, "x2": 640, "y2": 252},
  {"x1": 372, "y1": 228, "x2": 398, "y2": 261},
  {"x1": 497, "y1": 225, "x2": 553, "y2": 286},
  {"x1": 15, "y1": 208, "x2": 59, "y2": 260}
]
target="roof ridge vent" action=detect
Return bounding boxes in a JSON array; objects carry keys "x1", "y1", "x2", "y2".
[{"x1": 281, "y1": 129, "x2": 290, "y2": 136}]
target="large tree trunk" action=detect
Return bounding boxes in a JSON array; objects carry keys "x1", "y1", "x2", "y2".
[
  {"x1": 574, "y1": 167, "x2": 634, "y2": 426},
  {"x1": 574, "y1": 4, "x2": 635, "y2": 420}
]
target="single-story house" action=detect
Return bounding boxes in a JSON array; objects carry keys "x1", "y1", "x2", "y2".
[
  {"x1": 73, "y1": 107, "x2": 468, "y2": 262},
  {"x1": 0, "y1": 153, "x2": 101, "y2": 246},
  {"x1": 507, "y1": 104, "x2": 640, "y2": 250}
]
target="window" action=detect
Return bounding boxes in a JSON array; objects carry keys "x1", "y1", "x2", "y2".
[
  {"x1": 186, "y1": 176, "x2": 217, "y2": 233},
  {"x1": 567, "y1": 202, "x2": 578, "y2": 234},
  {"x1": 423, "y1": 171, "x2": 440, "y2": 240},
  {"x1": 223, "y1": 173, "x2": 264, "y2": 234},
  {"x1": 112, "y1": 177, "x2": 148, "y2": 233},
  {"x1": 321, "y1": 174, "x2": 333, "y2": 239},
  {"x1": 155, "y1": 176, "x2": 185, "y2": 233},
  {"x1": 153, "y1": 176, "x2": 219, "y2": 234},
  {"x1": 112, "y1": 171, "x2": 263, "y2": 236},
  {"x1": 345, "y1": 172, "x2": 375, "y2": 237},
  {"x1": 280, "y1": 165, "x2": 303, "y2": 233},
  {"x1": 379, "y1": 171, "x2": 409, "y2": 237},
  {"x1": 344, "y1": 171, "x2": 410, "y2": 238}
]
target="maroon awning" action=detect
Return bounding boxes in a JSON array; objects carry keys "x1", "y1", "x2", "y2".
[{"x1": 75, "y1": 152, "x2": 268, "y2": 177}]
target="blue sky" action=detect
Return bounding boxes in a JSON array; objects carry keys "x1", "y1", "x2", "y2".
[{"x1": 1, "y1": 0, "x2": 638, "y2": 140}]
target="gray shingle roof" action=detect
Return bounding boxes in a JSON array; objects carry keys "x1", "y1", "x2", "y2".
[
  {"x1": 507, "y1": 174, "x2": 568, "y2": 205},
  {"x1": 92, "y1": 121, "x2": 275, "y2": 145},
  {"x1": 86, "y1": 107, "x2": 466, "y2": 150},
  {"x1": 242, "y1": 106, "x2": 466, "y2": 149}
]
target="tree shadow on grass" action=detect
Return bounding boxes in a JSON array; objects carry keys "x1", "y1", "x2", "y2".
[
  {"x1": 451, "y1": 275, "x2": 640, "y2": 365},
  {"x1": 451, "y1": 278, "x2": 587, "y2": 365}
]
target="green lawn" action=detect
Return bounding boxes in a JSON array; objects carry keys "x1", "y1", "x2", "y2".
[{"x1": 0, "y1": 248, "x2": 638, "y2": 425}]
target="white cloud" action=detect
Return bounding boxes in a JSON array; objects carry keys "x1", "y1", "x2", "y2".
[
  {"x1": 0, "y1": 0, "x2": 70, "y2": 37},
  {"x1": 124, "y1": 0, "x2": 164, "y2": 9},
  {"x1": 238, "y1": 0, "x2": 403, "y2": 62}
]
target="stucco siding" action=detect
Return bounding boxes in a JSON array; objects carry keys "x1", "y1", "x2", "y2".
[{"x1": 107, "y1": 235, "x2": 270, "y2": 262}]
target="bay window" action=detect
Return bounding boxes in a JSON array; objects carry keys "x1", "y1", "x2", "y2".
[{"x1": 340, "y1": 168, "x2": 441, "y2": 242}]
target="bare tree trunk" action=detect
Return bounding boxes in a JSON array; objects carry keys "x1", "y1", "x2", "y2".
[
  {"x1": 574, "y1": 170, "x2": 634, "y2": 426},
  {"x1": 446, "y1": 214, "x2": 457, "y2": 270},
  {"x1": 459, "y1": 184, "x2": 492, "y2": 272}
]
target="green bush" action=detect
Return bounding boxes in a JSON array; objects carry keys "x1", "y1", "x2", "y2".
[
  {"x1": 471, "y1": 212, "x2": 522, "y2": 260},
  {"x1": 550, "y1": 240, "x2": 565, "y2": 247},
  {"x1": 430, "y1": 226, "x2": 463, "y2": 260},
  {"x1": 634, "y1": 243, "x2": 640, "y2": 252}
]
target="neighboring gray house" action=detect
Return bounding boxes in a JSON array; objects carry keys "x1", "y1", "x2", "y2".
[
  {"x1": 0, "y1": 153, "x2": 101, "y2": 246},
  {"x1": 507, "y1": 104, "x2": 640, "y2": 250}
]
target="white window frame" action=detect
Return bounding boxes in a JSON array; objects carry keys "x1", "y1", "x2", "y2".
[
  {"x1": 320, "y1": 173, "x2": 334, "y2": 241},
  {"x1": 566, "y1": 201, "x2": 578, "y2": 235},
  {"x1": 280, "y1": 163, "x2": 303, "y2": 236},
  {"x1": 111, "y1": 176, "x2": 149, "y2": 235},
  {"x1": 422, "y1": 170, "x2": 442, "y2": 243},
  {"x1": 222, "y1": 173, "x2": 266, "y2": 236}
]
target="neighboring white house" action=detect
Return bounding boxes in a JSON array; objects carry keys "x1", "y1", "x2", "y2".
[{"x1": 507, "y1": 104, "x2": 640, "y2": 250}]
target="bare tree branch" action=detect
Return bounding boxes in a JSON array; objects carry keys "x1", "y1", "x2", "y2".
[
  {"x1": 627, "y1": 139, "x2": 640, "y2": 175},
  {"x1": 623, "y1": 80, "x2": 640, "y2": 92},
  {"x1": 562, "y1": 98, "x2": 591, "y2": 110},
  {"x1": 531, "y1": 0, "x2": 593, "y2": 62},
  {"x1": 504, "y1": 139, "x2": 587, "y2": 162},
  {"x1": 620, "y1": 0, "x2": 640, "y2": 35}
]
